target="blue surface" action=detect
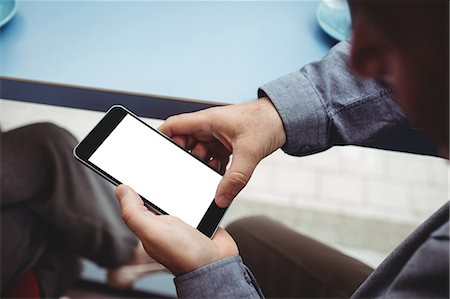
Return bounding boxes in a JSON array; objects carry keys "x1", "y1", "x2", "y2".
[
  {"x1": 0, "y1": 1, "x2": 333, "y2": 104},
  {"x1": 0, "y1": 0, "x2": 17, "y2": 28}
]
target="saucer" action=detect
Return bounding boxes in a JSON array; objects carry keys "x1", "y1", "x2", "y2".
[
  {"x1": 316, "y1": 0, "x2": 351, "y2": 41},
  {"x1": 0, "y1": 0, "x2": 18, "y2": 28}
]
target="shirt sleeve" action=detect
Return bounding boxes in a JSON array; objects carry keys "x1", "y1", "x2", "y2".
[
  {"x1": 258, "y1": 41, "x2": 409, "y2": 156},
  {"x1": 174, "y1": 256, "x2": 264, "y2": 299}
]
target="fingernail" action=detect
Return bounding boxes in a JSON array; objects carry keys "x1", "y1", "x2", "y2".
[
  {"x1": 116, "y1": 185, "x2": 130, "y2": 199},
  {"x1": 218, "y1": 194, "x2": 233, "y2": 208}
]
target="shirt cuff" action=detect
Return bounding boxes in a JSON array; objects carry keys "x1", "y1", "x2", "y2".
[
  {"x1": 258, "y1": 71, "x2": 329, "y2": 156},
  {"x1": 174, "y1": 256, "x2": 263, "y2": 298}
]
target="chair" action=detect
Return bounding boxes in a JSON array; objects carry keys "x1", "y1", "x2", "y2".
[{"x1": 3, "y1": 269, "x2": 40, "y2": 299}]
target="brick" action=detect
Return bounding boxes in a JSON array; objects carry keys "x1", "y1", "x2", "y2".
[
  {"x1": 366, "y1": 180, "x2": 409, "y2": 209},
  {"x1": 385, "y1": 151, "x2": 433, "y2": 182},
  {"x1": 408, "y1": 185, "x2": 448, "y2": 217},
  {"x1": 244, "y1": 159, "x2": 275, "y2": 193},
  {"x1": 425, "y1": 159, "x2": 449, "y2": 186},
  {"x1": 272, "y1": 166, "x2": 318, "y2": 198},
  {"x1": 341, "y1": 147, "x2": 388, "y2": 178},
  {"x1": 319, "y1": 173, "x2": 365, "y2": 203},
  {"x1": 299, "y1": 147, "x2": 344, "y2": 172}
]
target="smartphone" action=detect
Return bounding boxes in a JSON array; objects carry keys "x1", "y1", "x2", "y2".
[{"x1": 73, "y1": 105, "x2": 226, "y2": 238}]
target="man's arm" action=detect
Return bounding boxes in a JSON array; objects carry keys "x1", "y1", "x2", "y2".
[
  {"x1": 175, "y1": 256, "x2": 264, "y2": 298},
  {"x1": 260, "y1": 41, "x2": 408, "y2": 156}
]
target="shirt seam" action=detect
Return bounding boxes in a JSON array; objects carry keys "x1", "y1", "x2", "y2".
[
  {"x1": 300, "y1": 71, "x2": 332, "y2": 149},
  {"x1": 329, "y1": 88, "x2": 392, "y2": 116}
]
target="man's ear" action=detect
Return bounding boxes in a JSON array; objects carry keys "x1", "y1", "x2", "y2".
[{"x1": 350, "y1": 12, "x2": 392, "y2": 81}]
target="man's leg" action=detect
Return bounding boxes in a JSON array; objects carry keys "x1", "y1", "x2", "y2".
[
  {"x1": 33, "y1": 248, "x2": 81, "y2": 298},
  {"x1": 227, "y1": 216, "x2": 373, "y2": 298},
  {"x1": 1, "y1": 205, "x2": 47, "y2": 294},
  {"x1": 1, "y1": 123, "x2": 138, "y2": 295}
]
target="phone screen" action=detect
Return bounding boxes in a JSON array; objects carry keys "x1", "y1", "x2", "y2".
[{"x1": 88, "y1": 114, "x2": 222, "y2": 228}]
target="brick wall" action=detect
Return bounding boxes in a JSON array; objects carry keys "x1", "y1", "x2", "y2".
[{"x1": 238, "y1": 146, "x2": 448, "y2": 226}]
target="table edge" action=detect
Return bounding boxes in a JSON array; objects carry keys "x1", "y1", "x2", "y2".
[{"x1": 0, "y1": 76, "x2": 224, "y2": 120}]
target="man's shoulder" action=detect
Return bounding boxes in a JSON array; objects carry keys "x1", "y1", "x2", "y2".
[{"x1": 352, "y1": 203, "x2": 449, "y2": 298}]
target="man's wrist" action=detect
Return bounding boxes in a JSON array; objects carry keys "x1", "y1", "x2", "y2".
[{"x1": 258, "y1": 97, "x2": 287, "y2": 149}]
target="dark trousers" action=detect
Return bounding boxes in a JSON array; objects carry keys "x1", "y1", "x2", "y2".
[
  {"x1": 1, "y1": 123, "x2": 138, "y2": 298},
  {"x1": 227, "y1": 216, "x2": 373, "y2": 298}
]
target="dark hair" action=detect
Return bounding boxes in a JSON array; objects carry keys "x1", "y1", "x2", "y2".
[{"x1": 348, "y1": 0, "x2": 448, "y2": 47}]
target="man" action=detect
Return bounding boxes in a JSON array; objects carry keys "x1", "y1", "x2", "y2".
[{"x1": 115, "y1": 0, "x2": 449, "y2": 297}]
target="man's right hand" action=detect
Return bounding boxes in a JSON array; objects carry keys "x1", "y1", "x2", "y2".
[{"x1": 159, "y1": 97, "x2": 286, "y2": 208}]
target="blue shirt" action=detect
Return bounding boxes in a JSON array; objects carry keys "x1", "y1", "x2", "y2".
[{"x1": 174, "y1": 41, "x2": 449, "y2": 298}]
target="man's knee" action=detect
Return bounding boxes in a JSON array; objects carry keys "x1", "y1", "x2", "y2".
[
  {"x1": 28, "y1": 122, "x2": 76, "y2": 143},
  {"x1": 226, "y1": 216, "x2": 275, "y2": 243},
  {"x1": 15, "y1": 123, "x2": 77, "y2": 150}
]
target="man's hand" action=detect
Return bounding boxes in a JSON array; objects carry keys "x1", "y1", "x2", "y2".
[
  {"x1": 159, "y1": 98, "x2": 286, "y2": 207},
  {"x1": 115, "y1": 184, "x2": 239, "y2": 276}
]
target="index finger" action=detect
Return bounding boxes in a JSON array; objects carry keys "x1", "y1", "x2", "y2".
[{"x1": 158, "y1": 111, "x2": 212, "y2": 140}]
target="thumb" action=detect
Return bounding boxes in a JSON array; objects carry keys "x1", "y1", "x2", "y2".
[
  {"x1": 115, "y1": 185, "x2": 159, "y2": 239},
  {"x1": 215, "y1": 148, "x2": 258, "y2": 208}
]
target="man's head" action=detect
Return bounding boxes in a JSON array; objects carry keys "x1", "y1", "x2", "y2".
[{"x1": 348, "y1": 0, "x2": 449, "y2": 156}]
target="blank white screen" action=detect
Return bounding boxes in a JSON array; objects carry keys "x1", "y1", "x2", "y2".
[{"x1": 89, "y1": 114, "x2": 222, "y2": 228}]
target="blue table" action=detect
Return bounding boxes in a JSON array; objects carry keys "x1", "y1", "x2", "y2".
[{"x1": 0, "y1": 0, "x2": 333, "y2": 113}]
